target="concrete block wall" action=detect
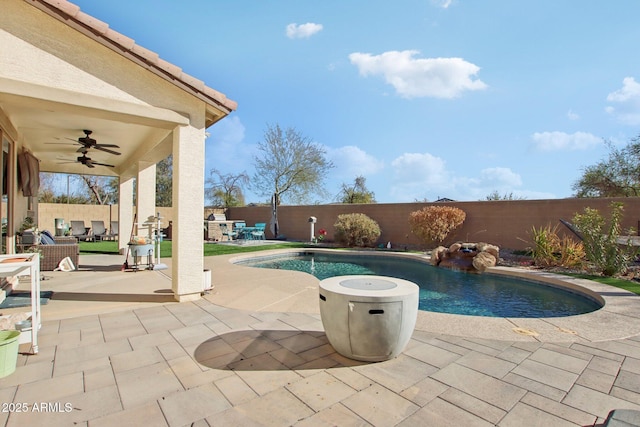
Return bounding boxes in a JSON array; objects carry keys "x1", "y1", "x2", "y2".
[
  {"x1": 34, "y1": 198, "x2": 640, "y2": 251},
  {"x1": 228, "y1": 198, "x2": 640, "y2": 251},
  {"x1": 37, "y1": 203, "x2": 173, "y2": 237}
]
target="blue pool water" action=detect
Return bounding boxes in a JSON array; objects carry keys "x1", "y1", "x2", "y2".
[{"x1": 237, "y1": 252, "x2": 602, "y2": 318}]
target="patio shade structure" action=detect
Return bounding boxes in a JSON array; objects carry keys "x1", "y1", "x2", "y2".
[{"x1": 0, "y1": 0, "x2": 237, "y2": 301}]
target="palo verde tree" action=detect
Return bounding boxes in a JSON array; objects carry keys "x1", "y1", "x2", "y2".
[
  {"x1": 252, "y1": 124, "x2": 334, "y2": 205},
  {"x1": 572, "y1": 135, "x2": 640, "y2": 197},
  {"x1": 206, "y1": 168, "x2": 249, "y2": 207},
  {"x1": 337, "y1": 175, "x2": 376, "y2": 204}
]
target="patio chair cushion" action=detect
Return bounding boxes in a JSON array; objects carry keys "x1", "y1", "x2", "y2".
[{"x1": 40, "y1": 230, "x2": 55, "y2": 245}]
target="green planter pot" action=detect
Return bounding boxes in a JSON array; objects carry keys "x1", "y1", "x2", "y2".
[{"x1": 0, "y1": 330, "x2": 20, "y2": 378}]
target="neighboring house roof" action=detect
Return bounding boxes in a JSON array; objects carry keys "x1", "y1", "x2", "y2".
[{"x1": 25, "y1": 0, "x2": 237, "y2": 121}]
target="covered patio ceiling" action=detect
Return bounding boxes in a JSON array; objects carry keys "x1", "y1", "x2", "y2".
[{"x1": 0, "y1": 79, "x2": 192, "y2": 181}]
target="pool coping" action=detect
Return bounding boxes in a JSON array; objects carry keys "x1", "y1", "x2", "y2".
[{"x1": 227, "y1": 248, "x2": 640, "y2": 343}]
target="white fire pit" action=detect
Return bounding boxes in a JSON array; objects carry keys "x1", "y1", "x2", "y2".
[{"x1": 319, "y1": 275, "x2": 419, "y2": 362}]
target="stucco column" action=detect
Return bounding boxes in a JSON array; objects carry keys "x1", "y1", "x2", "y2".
[
  {"x1": 118, "y1": 177, "x2": 134, "y2": 255},
  {"x1": 171, "y1": 124, "x2": 205, "y2": 301},
  {"x1": 135, "y1": 161, "x2": 156, "y2": 236}
]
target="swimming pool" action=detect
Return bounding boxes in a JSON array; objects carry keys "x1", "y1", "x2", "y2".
[{"x1": 235, "y1": 251, "x2": 602, "y2": 318}]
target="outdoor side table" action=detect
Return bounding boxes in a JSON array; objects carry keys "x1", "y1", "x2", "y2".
[{"x1": 319, "y1": 275, "x2": 419, "y2": 362}]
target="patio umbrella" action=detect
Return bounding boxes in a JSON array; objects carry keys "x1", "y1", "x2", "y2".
[{"x1": 269, "y1": 193, "x2": 278, "y2": 238}]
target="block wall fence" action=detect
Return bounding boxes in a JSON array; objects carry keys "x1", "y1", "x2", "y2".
[
  {"x1": 36, "y1": 198, "x2": 640, "y2": 251},
  {"x1": 228, "y1": 198, "x2": 640, "y2": 251},
  {"x1": 36, "y1": 204, "x2": 174, "y2": 236}
]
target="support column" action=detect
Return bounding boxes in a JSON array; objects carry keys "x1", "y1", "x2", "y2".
[
  {"x1": 118, "y1": 177, "x2": 134, "y2": 255},
  {"x1": 171, "y1": 124, "x2": 205, "y2": 301},
  {"x1": 136, "y1": 162, "x2": 156, "y2": 234}
]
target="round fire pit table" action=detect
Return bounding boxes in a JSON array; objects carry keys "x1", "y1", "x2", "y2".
[{"x1": 319, "y1": 275, "x2": 419, "y2": 362}]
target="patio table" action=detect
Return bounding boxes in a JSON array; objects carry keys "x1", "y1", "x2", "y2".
[{"x1": 237, "y1": 226, "x2": 258, "y2": 241}]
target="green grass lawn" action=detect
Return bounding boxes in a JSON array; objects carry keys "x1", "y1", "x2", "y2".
[
  {"x1": 564, "y1": 273, "x2": 640, "y2": 296},
  {"x1": 79, "y1": 240, "x2": 309, "y2": 258}
]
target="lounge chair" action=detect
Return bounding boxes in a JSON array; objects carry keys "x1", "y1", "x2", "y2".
[
  {"x1": 110, "y1": 221, "x2": 119, "y2": 238},
  {"x1": 70, "y1": 220, "x2": 90, "y2": 241},
  {"x1": 90, "y1": 220, "x2": 111, "y2": 241}
]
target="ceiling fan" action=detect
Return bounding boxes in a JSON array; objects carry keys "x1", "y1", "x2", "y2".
[
  {"x1": 48, "y1": 129, "x2": 121, "y2": 155},
  {"x1": 76, "y1": 154, "x2": 114, "y2": 168},
  {"x1": 58, "y1": 154, "x2": 115, "y2": 169},
  {"x1": 75, "y1": 129, "x2": 121, "y2": 155}
]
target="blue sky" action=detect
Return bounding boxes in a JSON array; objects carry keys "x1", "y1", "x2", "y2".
[{"x1": 70, "y1": 0, "x2": 640, "y2": 203}]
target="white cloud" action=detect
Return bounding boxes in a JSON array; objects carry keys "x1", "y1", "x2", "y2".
[
  {"x1": 389, "y1": 152, "x2": 452, "y2": 200},
  {"x1": 478, "y1": 167, "x2": 522, "y2": 188},
  {"x1": 327, "y1": 145, "x2": 384, "y2": 178},
  {"x1": 388, "y1": 152, "x2": 532, "y2": 201},
  {"x1": 286, "y1": 23, "x2": 323, "y2": 39},
  {"x1": 605, "y1": 77, "x2": 640, "y2": 125},
  {"x1": 530, "y1": 131, "x2": 601, "y2": 151},
  {"x1": 349, "y1": 50, "x2": 487, "y2": 99},
  {"x1": 567, "y1": 109, "x2": 579, "y2": 120}
]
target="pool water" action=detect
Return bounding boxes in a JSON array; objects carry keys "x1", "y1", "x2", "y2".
[{"x1": 237, "y1": 252, "x2": 601, "y2": 318}]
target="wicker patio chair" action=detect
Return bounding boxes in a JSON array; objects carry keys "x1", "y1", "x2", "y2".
[{"x1": 37, "y1": 236, "x2": 80, "y2": 271}]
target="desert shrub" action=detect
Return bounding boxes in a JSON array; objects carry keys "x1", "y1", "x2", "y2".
[
  {"x1": 530, "y1": 225, "x2": 560, "y2": 267},
  {"x1": 572, "y1": 202, "x2": 637, "y2": 276},
  {"x1": 531, "y1": 224, "x2": 585, "y2": 268},
  {"x1": 558, "y1": 236, "x2": 586, "y2": 268},
  {"x1": 408, "y1": 206, "x2": 466, "y2": 246},
  {"x1": 334, "y1": 213, "x2": 381, "y2": 247}
]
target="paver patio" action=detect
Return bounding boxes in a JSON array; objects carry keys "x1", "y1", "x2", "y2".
[{"x1": 0, "y1": 252, "x2": 639, "y2": 426}]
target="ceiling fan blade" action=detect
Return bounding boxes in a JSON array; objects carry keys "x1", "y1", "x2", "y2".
[
  {"x1": 92, "y1": 162, "x2": 115, "y2": 168},
  {"x1": 95, "y1": 143, "x2": 120, "y2": 148},
  {"x1": 94, "y1": 146, "x2": 121, "y2": 155}
]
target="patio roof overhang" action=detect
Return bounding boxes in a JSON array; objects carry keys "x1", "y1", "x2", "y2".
[{"x1": 0, "y1": 77, "x2": 189, "y2": 181}]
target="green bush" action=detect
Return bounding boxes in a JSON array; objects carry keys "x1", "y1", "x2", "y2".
[
  {"x1": 408, "y1": 206, "x2": 466, "y2": 246},
  {"x1": 333, "y1": 213, "x2": 381, "y2": 247},
  {"x1": 572, "y1": 202, "x2": 638, "y2": 276}
]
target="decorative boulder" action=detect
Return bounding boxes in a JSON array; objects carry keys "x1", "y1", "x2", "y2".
[{"x1": 431, "y1": 242, "x2": 499, "y2": 272}]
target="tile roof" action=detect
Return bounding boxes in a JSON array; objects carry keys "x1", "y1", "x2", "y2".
[{"x1": 25, "y1": 0, "x2": 238, "y2": 114}]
